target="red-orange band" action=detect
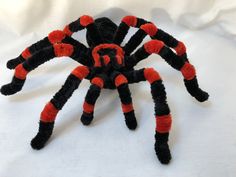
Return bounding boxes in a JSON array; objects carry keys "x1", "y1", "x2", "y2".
[
  {"x1": 21, "y1": 48, "x2": 31, "y2": 59},
  {"x1": 63, "y1": 25, "x2": 73, "y2": 36},
  {"x1": 91, "y1": 77, "x2": 104, "y2": 88},
  {"x1": 122, "y1": 16, "x2": 137, "y2": 27},
  {"x1": 144, "y1": 68, "x2": 161, "y2": 84},
  {"x1": 140, "y1": 23, "x2": 158, "y2": 36},
  {"x1": 174, "y1": 41, "x2": 186, "y2": 56},
  {"x1": 14, "y1": 64, "x2": 28, "y2": 80},
  {"x1": 156, "y1": 114, "x2": 172, "y2": 133},
  {"x1": 180, "y1": 62, "x2": 196, "y2": 80},
  {"x1": 53, "y1": 43, "x2": 74, "y2": 57},
  {"x1": 71, "y1": 66, "x2": 89, "y2": 80},
  {"x1": 92, "y1": 43, "x2": 124, "y2": 67},
  {"x1": 115, "y1": 74, "x2": 128, "y2": 87},
  {"x1": 48, "y1": 30, "x2": 66, "y2": 44},
  {"x1": 83, "y1": 101, "x2": 94, "y2": 113},
  {"x1": 80, "y1": 15, "x2": 94, "y2": 27},
  {"x1": 144, "y1": 40, "x2": 164, "y2": 54},
  {"x1": 40, "y1": 102, "x2": 59, "y2": 122},
  {"x1": 121, "y1": 103, "x2": 134, "y2": 113}
]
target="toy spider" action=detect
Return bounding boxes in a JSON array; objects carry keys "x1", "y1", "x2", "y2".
[{"x1": 1, "y1": 15, "x2": 209, "y2": 164}]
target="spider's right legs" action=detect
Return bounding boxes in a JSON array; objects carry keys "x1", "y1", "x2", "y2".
[
  {"x1": 31, "y1": 66, "x2": 90, "y2": 150},
  {"x1": 1, "y1": 43, "x2": 88, "y2": 96}
]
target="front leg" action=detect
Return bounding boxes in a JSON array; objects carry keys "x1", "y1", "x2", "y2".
[
  {"x1": 113, "y1": 72, "x2": 137, "y2": 130},
  {"x1": 31, "y1": 66, "x2": 90, "y2": 149},
  {"x1": 124, "y1": 68, "x2": 172, "y2": 164},
  {"x1": 80, "y1": 76, "x2": 105, "y2": 125}
]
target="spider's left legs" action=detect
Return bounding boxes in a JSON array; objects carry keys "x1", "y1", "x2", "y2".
[
  {"x1": 124, "y1": 68, "x2": 172, "y2": 164},
  {"x1": 80, "y1": 76, "x2": 105, "y2": 125},
  {"x1": 1, "y1": 43, "x2": 89, "y2": 96},
  {"x1": 31, "y1": 66, "x2": 90, "y2": 150},
  {"x1": 112, "y1": 73, "x2": 137, "y2": 130},
  {"x1": 7, "y1": 30, "x2": 89, "y2": 69},
  {"x1": 126, "y1": 40, "x2": 209, "y2": 102}
]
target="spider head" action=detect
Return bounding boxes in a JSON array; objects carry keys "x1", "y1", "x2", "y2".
[{"x1": 92, "y1": 44, "x2": 125, "y2": 70}]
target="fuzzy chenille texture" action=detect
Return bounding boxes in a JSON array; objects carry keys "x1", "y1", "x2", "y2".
[{"x1": 1, "y1": 15, "x2": 209, "y2": 164}]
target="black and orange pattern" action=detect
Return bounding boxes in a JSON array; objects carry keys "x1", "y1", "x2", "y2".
[{"x1": 1, "y1": 15, "x2": 209, "y2": 164}]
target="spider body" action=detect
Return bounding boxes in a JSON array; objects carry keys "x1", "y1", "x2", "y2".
[{"x1": 1, "y1": 15, "x2": 209, "y2": 164}]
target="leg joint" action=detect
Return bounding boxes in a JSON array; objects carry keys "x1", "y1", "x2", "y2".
[
  {"x1": 114, "y1": 74, "x2": 128, "y2": 87},
  {"x1": 80, "y1": 15, "x2": 94, "y2": 27},
  {"x1": 48, "y1": 30, "x2": 66, "y2": 44},
  {"x1": 91, "y1": 77, "x2": 104, "y2": 88},
  {"x1": 53, "y1": 43, "x2": 74, "y2": 57},
  {"x1": 144, "y1": 40, "x2": 164, "y2": 54},
  {"x1": 122, "y1": 16, "x2": 137, "y2": 27},
  {"x1": 140, "y1": 23, "x2": 158, "y2": 36},
  {"x1": 71, "y1": 66, "x2": 89, "y2": 80},
  {"x1": 144, "y1": 68, "x2": 161, "y2": 84}
]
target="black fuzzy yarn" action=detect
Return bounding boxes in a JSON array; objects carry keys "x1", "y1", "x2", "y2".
[
  {"x1": 1, "y1": 15, "x2": 209, "y2": 164},
  {"x1": 31, "y1": 121, "x2": 54, "y2": 150}
]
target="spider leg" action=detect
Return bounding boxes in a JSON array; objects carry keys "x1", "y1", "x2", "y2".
[
  {"x1": 123, "y1": 68, "x2": 172, "y2": 164},
  {"x1": 126, "y1": 39, "x2": 209, "y2": 102},
  {"x1": 1, "y1": 43, "x2": 90, "y2": 96},
  {"x1": 31, "y1": 66, "x2": 90, "y2": 150},
  {"x1": 113, "y1": 16, "x2": 148, "y2": 45},
  {"x1": 112, "y1": 72, "x2": 137, "y2": 130},
  {"x1": 80, "y1": 75, "x2": 105, "y2": 125},
  {"x1": 113, "y1": 16, "x2": 186, "y2": 57},
  {"x1": 7, "y1": 30, "x2": 90, "y2": 69},
  {"x1": 63, "y1": 15, "x2": 103, "y2": 45}
]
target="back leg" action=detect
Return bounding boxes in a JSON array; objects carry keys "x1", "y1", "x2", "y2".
[
  {"x1": 31, "y1": 66, "x2": 90, "y2": 149},
  {"x1": 80, "y1": 76, "x2": 105, "y2": 125},
  {"x1": 86, "y1": 17, "x2": 118, "y2": 47},
  {"x1": 64, "y1": 15, "x2": 103, "y2": 46},
  {"x1": 113, "y1": 16, "x2": 186, "y2": 57}
]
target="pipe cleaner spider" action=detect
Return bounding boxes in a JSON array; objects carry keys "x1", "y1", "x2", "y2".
[{"x1": 1, "y1": 15, "x2": 209, "y2": 164}]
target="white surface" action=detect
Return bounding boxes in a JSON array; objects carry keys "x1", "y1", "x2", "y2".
[{"x1": 0, "y1": 1, "x2": 236, "y2": 177}]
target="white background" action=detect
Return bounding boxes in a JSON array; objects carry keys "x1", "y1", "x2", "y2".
[{"x1": 0, "y1": 0, "x2": 236, "y2": 177}]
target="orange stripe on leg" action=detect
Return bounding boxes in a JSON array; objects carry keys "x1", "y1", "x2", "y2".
[
  {"x1": 91, "y1": 77, "x2": 104, "y2": 88},
  {"x1": 14, "y1": 64, "x2": 28, "y2": 80},
  {"x1": 140, "y1": 23, "x2": 158, "y2": 36},
  {"x1": 63, "y1": 25, "x2": 73, "y2": 36},
  {"x1": 180, "y1": 62, "x2": 196, "y2": 80},
  {"x1": 48, "y1": 30, "x2": 66, "y2": 44},
  {"x1": 122, "y1": 16, "x2": 137, "y2": 27},
  {"x1": 21, "y1": 48, "x2": 32, "y2": 59},
  {"x1": 115, "y1": 74, "x2": 128, "y2": 87},
  {"x1": 174, "y1": 41, "x2": 186, "y2": 56},
  {"x1": 144, "y1": 68, "x2": 161, "y2": 84},
  {"x1": 80, "y1": 15, "x2": 94, "y2": 27},
  {"x1": 156, "y1": 114, "x2": 172, "y2": 133},
  {"x1": 53, "y1": 43, "x2": 74, "y2": 57},
  {"x1": 71, "y1": 66, "x2": 89, "y2": 80},
  {"x1": 40, "y1": 102, "x2": 59, "y2": 122},
  {"x1": 121, "y1": 103, "x2": 134, "y2": 113},
  {"x1": 144, "y1": 40, "x2": 164, "y2": 54},
  {"x1": 83, "y1": 101, "x2": 94, "y2": 113}
]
